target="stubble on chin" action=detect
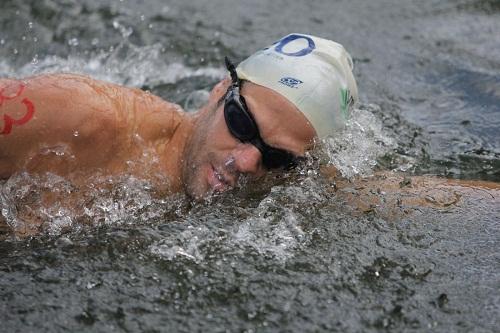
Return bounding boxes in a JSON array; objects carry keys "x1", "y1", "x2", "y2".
[
  {"x1": 181, "y1": 103, "x2": 220, "y2": 199},
  {"x1": 181, "y1": 126, "x2": 211, "y2": 199}
]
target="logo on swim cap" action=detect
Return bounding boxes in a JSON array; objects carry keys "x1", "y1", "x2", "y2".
[
  {"x1": 340, "y1": 88, "x2": 351, "y2": 119},
  {"x1": 274, "y1": 34, "x2": 316, "y2": 57},
  {"x1": 278, "y1": 77, "x2": 303, "y2": 89}
]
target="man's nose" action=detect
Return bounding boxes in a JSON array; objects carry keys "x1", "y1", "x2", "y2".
[{"x1": 233, "y1": 144, "x2": 265, "y2": 176}]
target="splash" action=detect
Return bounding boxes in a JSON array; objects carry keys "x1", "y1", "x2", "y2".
[
  {"x1": 149, "y1": 176, "x2": 326, "y2": 264},
  {"x1": 0, "y1": 43, "x2": 225, "y2": 88},
  {"x1": 322, "y1": 103, "x2": 397, "y2": 178},
  {"x1": 0, "y1": 171, "x2": 186, "y2": 237}
]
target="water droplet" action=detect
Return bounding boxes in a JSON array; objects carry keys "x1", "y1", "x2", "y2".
[
  {"x1": 112, "y1": 20, "x2": 133, "y2": 37},
  {"x1": 31, "y1": 54, "x2": 39, "y2": 65},
  {"x1": 73, "y1": 131, "x2": 79, "y2": 137},
  {"x1": 68, "y1": 38, "x2": 79, "y2": 46},
  {"x1": 55, "y1": 237, "x2": 73, "y2": 247}
]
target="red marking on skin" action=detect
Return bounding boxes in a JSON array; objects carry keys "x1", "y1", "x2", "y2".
[
  {"x1": 0, "y1": 83, "x2": 35, "y2": 135},
  {"x1": 0, "y1": 84, "x2": 25, "y2": 106}
]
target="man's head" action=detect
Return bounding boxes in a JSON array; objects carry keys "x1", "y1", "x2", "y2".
[
  {"x1": 181, "y1": 33, "x2": 357, "y2": 198},
  {"x1": 237, "y1": 33, "x2": 358, "y2": 137}
]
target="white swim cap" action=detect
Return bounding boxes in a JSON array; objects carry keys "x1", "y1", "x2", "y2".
[{"x1": 236, "y1": 33, "x2": 358, "y2": 138}]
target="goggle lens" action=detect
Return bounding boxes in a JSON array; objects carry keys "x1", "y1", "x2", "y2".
[{"x1": 224, "y1": 100, "x2": 257, "y2": 142}]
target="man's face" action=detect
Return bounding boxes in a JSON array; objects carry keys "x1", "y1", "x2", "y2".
[{"x1": 182, "y1": 81, "x2": 317, "y2": 199}]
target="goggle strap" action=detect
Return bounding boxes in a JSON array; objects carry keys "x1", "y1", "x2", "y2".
[{"x1": 224, "y1": 56, "x2": 239, "y2": 86}]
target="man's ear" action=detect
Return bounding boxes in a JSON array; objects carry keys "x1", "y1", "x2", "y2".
[{"x1": 207, "y1": 77, "x2": 231, "y2": 104}]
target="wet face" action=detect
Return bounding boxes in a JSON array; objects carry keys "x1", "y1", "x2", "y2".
[{"x1": 182, "y1": 81, "x2": 316, "y2": 199}]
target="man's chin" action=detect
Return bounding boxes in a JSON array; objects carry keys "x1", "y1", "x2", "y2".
[{"x1": 184, "y1": 163, "x2": 232, "y2": 200}]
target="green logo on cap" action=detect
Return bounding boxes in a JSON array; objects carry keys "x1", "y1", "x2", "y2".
[{"x1": 340, "y1": 88, "x2": 350, "y2": 119}]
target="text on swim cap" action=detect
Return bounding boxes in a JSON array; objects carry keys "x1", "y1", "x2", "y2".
[{"x1": 278, "y1": 77, "x2": 303, "y2": 89}]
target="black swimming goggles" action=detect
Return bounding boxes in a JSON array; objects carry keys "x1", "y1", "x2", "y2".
[{"x1": 223, "y1": 57, "x2": 301, "y2": 170}]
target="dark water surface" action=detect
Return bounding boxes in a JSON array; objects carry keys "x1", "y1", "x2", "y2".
[{"x1": 1, "y1": 0, "x2": 500, "y2": 332}]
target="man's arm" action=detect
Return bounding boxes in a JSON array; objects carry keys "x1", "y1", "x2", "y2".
[{"x1": 322, "y1": 168, "x2": 500, "y2": 219}]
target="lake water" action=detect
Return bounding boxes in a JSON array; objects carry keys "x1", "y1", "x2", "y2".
[{"x1": 1, "y1": 0, "x2": 499, "y2": 332}]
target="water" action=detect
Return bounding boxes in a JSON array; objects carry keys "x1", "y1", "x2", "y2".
[{"x1": 1, "y1": 0, "x2": 500, "y2": 332}]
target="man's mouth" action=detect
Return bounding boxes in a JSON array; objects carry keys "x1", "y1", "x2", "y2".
[{"x1": 208, "y1": 163, "x2": 238, "y2": 193}]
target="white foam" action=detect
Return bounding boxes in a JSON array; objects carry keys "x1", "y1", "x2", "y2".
[
  {"x1": 322, "y1": 103, "x2": 396, "y2": 178},
  {"x1": 0, "y1": 43, "x2": 225, "y2": 87}
]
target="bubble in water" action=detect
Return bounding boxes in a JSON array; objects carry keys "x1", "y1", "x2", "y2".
[
  {"x1": 13, "y1": 48, "x2": 18, "y2": 55},
  {"x1": 0, "y1": 39, "x2": 4, "y2": 45},
  {"x1": 28, "y1": 22, "x2": 33, "y2": 29},
  {"x1": 73, "y1": 131, "x2": 79, "y2": 137}
]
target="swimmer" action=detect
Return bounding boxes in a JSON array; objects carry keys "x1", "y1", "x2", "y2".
[
  {"x1": 1, "y1": 33, "x2": 499, "y2": 235},
  {"x1": 1, "y1": 33, "x2": 351, "y2": 199}
]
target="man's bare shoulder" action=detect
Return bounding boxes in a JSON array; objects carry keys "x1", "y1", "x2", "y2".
[
  {"x1": 1, "y1": 73, "x2": 186, "y2": 178},
  {"x1": 39, "y1": 73, "x2": 186, "y2": 141}
]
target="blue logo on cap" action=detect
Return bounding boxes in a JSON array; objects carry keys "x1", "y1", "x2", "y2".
[
  {"x1": 279, "y1": 77, "x2": 303, "y2": 88},
  {"x1": 274, "y1": 34, "x2": 316, "y2": 57}
]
